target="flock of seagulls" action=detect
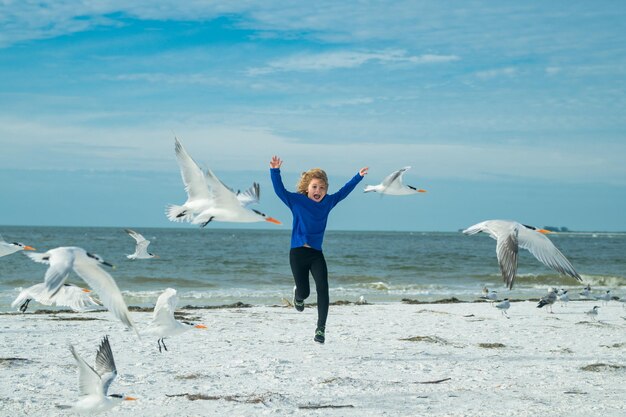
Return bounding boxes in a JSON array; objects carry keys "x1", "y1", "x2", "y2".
[{"x1": 3, "y1": 138, "x2": 623, "y2": 413}]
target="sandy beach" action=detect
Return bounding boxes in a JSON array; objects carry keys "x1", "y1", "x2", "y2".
[{"x1": 1, "y1": 299, "x2": 625, "y2": 416}]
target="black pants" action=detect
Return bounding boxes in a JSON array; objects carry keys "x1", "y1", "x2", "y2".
[{"x1": 290, "y1": 246, "x2": 328, "y2": 328}]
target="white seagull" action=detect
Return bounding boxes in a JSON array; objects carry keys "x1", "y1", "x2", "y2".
[
  {"x1": 11, "y1": 283, "x2": 100, "y2": 313},
  {"x1": 124, "y1": 229, "x2": 158, "y2": 260},
  {"x1": 579, "y1": 284, "x2": 592, "y2": 299},
  {"x1": 69, "y1": 336, "x2": 136, "y2": 414},
  {"x1": 495, "y1": 298, "x2": 511, "y2": 318},
  {"x1": 585, "y1": 305, "x2": 599, "y2": 320},
  {"x1": 25, "y1": 247, "x2": 138, "y2": 335},
  {"x1": 143, "y1": 288, "x2": 207, "y2": 352},
  {"x1": 463, "y1": 220, "x2": 582, "y2": 289},
  {"x1": 593, "y1": 290, "x2": 612, "y2": 305},
  {"x1": 0, "y1": 235, "x2": 35, "y2": 257},
  {"x1": 363, "y1": 166, "x2": 427, "y2": 195},
  {"x1": 166, "y1": 137, "x2": 280, "y2": 227},
  {"x1": 557, "y1": 289, "x2": 570, "y2": 307}
]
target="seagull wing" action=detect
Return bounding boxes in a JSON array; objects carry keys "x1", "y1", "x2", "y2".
[
  {"x1": 463, "y1": 220, "x2": 520, "y2": 289},
  {"x1": 72, "y1": 260, "x2": 137, "y2": 335},
  {"x1": 152, "y1": 288, "x2": 179, "y2": 326},
  {"x1": 125, "y1": 229, "x2": 151, "y2": 255},
  {"x1": 69, "y1": 344, "x2": 104, "y2": 397},
  {"x1": 26, "y1": 248, "x2": 74, "y2": 296},
  {"x1": 94, "y1": 336, "x2": 118, "y2": 396},
  {"x1": 517, "y1": 228, "x2": 582, "y2": 282},
  {"x1": 174, "y1": 137, "x2": 212, "y2": 201},
  {"x1": 236, "y1": 182, "x2": 261, "y2": 207},
  {"x1": 11, "y1": 285, "x2": 37, "y2": 308},
  {"x1": 496, "y1": 228, "x2": 519, "y2": 289},
  {"x1": 55, "y1": 285, "x2": 100, "y2": 311},
  {"x1": 380, "y1": 167, "x2": 410, "y2": 192},
  {"x1": 203, "y1": 167, "x2": 244, "y2": 207}
]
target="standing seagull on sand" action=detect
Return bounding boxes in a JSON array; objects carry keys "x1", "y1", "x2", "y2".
[
  {"x1": 363, "y1": 166, "x2": 427, "y2": 195},
  {"x1": 69, "y1": 336, "x2": 136, "y2": 414},
  {"x1": 11, "y1": 283, "x2": 100, "y2": 313},
  {"x1": 537, "y1": 288, "x2": 559, "y2": 313},
  {"x1": 0, "y1": 235, "x2": 35, "y2": 257},
  {"x1": 166, "y1": 137, "x2": 281, "y2": 227},
  {"x1": 463, "y1": 220, "x2": 582, "y2": 289},
  {"x1": 585, "y1": 305, "x2": 600, "y2": 320},
  {"x1": 144, "y1": 288, "x2": 207, "y2": 352},
  {"x1": 25, "y1": 247, "x2": 138, "y2": 335},
  {"x1": 495, "y1": 298, "x2": 511, "y2": 318},
  {"x1": 124, "y1": 229, "x2": 158, "y2": 260}
]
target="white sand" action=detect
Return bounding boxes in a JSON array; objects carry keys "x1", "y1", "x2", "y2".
[{"x1": 1, "y1": 300, "x2": 625, "y2": 416}]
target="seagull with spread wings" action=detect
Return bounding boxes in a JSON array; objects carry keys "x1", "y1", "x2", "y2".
[
  {"x1": 463, "y1": 220, "x2": 582, "y2": 289},
  {"x1": 69, "y1": 336, "x2": 136, "y2": 414}
]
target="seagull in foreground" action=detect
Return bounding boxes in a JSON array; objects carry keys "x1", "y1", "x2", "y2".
[
  {"x1": 495, "y1": 298, "x2": 511, "y2": 318},
  {"x1": 585, "y1": 305, "x2": 599, "y2": 320},
  {"x1": 0, "y1": 235, "x2": 35, "y2": 257},
  {"x1": 537, "y1": 288, "x2": 558, "y2": 313},
  {"x1": 69, "y1": 336, "x2": 136, "y2": 414},
  {"x1": 25, "y1": 247, "x2": 138, "y2": 335},
  {"x1": 463, "y1": 220, "x2": 582, "y2": 289},
  {"x1": 166, "y1": 137, "x2": 280, "y2": 227},
  {"x1": 143, "y1": 288, "x2": 207, "y2": 352},
  {"x1": 11, "y1": 283, "x2": 100, "y2": 313},
  {"x1": 124, "y1": 229, "x2": 158, "y2": 260},
  {"x1": 363, "y1": 166, "x2": 427, "y2": 195}
]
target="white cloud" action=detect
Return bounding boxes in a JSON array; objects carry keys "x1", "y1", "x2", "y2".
[
  {"x1": 247, "y1": 50, "x2": 459, "y2": 75},
  {"x1": 1, "y1": 115, "x2": 624, "y2": 186},
  {"x1": 474, "y1": 67, "x2": 517, "y2": 79}
]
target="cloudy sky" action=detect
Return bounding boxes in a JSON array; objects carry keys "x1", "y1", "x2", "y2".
[{"x1": 1, "y1": 1, "x2": 625, "y2": 231}]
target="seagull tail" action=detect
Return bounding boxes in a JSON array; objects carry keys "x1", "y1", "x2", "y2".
[
  {"x1": 165, "y1": 204, "x2": 193, "y2": 223},
  {"x1": 363, "y1": 185, "x2": 377, "y2": 193}
]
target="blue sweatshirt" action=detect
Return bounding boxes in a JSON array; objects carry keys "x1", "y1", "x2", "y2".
[{"x1": 270, "y1": 168, "x2": 363, "y2": 251}]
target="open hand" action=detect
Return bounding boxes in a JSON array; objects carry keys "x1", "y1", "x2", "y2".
[{"x1": 270, "y1": 155, "x2": 283, "y2": 169}]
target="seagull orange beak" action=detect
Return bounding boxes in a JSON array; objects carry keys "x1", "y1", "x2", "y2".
[
  {"x1": 124, "y1": 396, "x2": 137, "y2": 401},
  {"x1": 265, "y1": 217, "x2": 282, "y2": 225},
  {"x1": 23, "y1": 246, "x2": 36, "y2": 251},
  {"x1": 82, "y1": 288, "x2": 92, "y2": 293},
  {"x1": 195, "y1": 324, "x2": 207, "y2": 329},
  {"x1": 417, "y1": 189, "x2": 427, "y2": 193},
  {"x1": 537, "y1": 229, "x2": 553, "y2": 234}
]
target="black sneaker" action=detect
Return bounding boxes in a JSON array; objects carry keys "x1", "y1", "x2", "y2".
[
  {"x1": 293, "y1": 286, "x2": 304, "y2": 312},
  {"x1": 314, "y1": 327, "x2": 325, "y2": 344}
]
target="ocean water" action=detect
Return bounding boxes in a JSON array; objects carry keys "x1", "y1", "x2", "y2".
[{"x1": 1, "y1": 226, "x2": 625, "y2": 311}]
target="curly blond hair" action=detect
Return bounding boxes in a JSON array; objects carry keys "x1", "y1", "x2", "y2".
[{"x1": 296, "y1": 168, "x2": 328, "y2": 194}]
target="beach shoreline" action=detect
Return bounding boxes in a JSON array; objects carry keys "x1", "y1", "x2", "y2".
[{"x1": 2, "y1": 300, "x2": 625, "y2": 416}]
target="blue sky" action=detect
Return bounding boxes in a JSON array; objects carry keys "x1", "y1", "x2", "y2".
[{"x1": 1, "y1": 1, "x2": 625, "y2": 231}]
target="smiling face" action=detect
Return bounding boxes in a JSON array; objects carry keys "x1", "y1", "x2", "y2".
[{"x1": 307, "y1": 178, "x2": 327, "y2": 202}]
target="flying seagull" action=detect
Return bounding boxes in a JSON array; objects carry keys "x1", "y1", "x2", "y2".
[{"x1": 463, "y1": 220, "x2": 582, "y2": 289}]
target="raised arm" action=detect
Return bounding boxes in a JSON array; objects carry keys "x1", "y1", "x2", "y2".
[{"x1": 269, "y1": 155, "x2": 291, "y2": 207}]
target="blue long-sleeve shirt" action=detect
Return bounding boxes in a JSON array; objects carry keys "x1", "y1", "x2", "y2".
[{"x1": 270, "y1": 168, "x2": 363, "y2": 251}]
